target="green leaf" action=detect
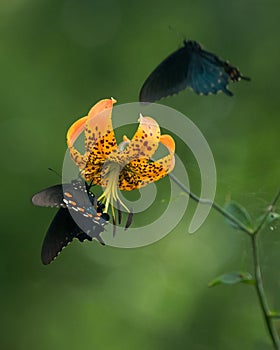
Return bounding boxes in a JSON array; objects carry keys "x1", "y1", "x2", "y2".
[
  {"x1": 224, "y1": 201, "x2": 253, "y2": 231},
  {"x1": 208, "y1": 271, "x2": 255, "y2": 287}
]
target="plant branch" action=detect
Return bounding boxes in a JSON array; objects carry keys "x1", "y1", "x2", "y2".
[
  {"x1": 251, "y1": 234, "x2": 280, "y2": 349},
  {"x1": 168, "y1": 172, "x2": 252, "y2": 235},
  {"x1": 169, "y1": 172, "x2": 280, "y2": 349},
  {"x1": 251, "y1": 189, "x2": 280, "y2": 350}
]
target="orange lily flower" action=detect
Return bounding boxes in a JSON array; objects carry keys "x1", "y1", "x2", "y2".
[{"x1": 66, "y1": 98, "x2": 175, "y2": 218}]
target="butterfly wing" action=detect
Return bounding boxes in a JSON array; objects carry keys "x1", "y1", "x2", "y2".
[
  {"x1": 139, "y1": 40, "x2": 250, "y2": 102},
  {"x1": 61, "y1": 181, "x2": 107, "y2": 243},
  {"x1": 187, "y1": 48, "x2": 233, "y2": 96},
  {"x1": 32, "y1": 184, "x2": 65, "y2": 208},
  {"x1": 33, "y1": 181, "x2": 108, "y2": 264},
  {"x1": 68, "y1": 208, "x2": 106, "y2": 245},
  {"x1": 41, "y1": 208, "x2": 90, "y2": 264},
  {"x1": 31, "y1": 182, "x2": 90, "y2": 208},
  {"x1": 139, "y1": 45, "x2": 191, "y2": 102}
]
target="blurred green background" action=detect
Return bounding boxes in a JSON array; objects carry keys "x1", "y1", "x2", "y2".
[{"x1": 1, "y1": 0, "x2": 280, "y2": 349}]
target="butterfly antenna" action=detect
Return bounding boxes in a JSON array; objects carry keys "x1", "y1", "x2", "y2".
[
  {"x1": 48, "y1": 167, "x2": 61, "y2": 178},
  {"x1": 168, "y1": 25, "x2": 187, "y2": 43}
]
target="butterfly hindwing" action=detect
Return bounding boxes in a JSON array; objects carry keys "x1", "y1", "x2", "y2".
[
  {"x1": 187, "y1": 48, "x2": 232, "y2": 96},
  {"x1": 41, "y1": 208, "x2": 89, "y2": 265}
]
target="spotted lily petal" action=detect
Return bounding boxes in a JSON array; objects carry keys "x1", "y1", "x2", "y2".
[
  {"x1": 85, "y1": 98, "x2": 117, "y2": 156},
  {"x1": 122, "y1": 115, "x2": 161, "y2": 161},
  {"x1": 156, "y1": 134, "x2": 176, "y2": 173},
  {"x1": 66, "y1": 98, "x2": 117, "y2": 181},
  {"x1": 66, "y1": 116, "x2": 88, "y2": 168},
  {"x1": 118, "y1": 134, "x2": 175, "y2": 190},
  {"x1": 82, "y1": 99, "x2": 119, "y2": 181}
]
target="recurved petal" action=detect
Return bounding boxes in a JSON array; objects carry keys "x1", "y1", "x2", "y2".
[
  {"x1": 66, "y1": 115, "x2": 88, "y2": 148},
  {"x1": 153, "y1": 134, "x2": 176, "y2": 175},
  {"x1": 118, "y1": 158, "x2": 169, "y2": 190},
  {"x1": 66, "y1": 115, "x2": 88, "y2": 168},
  {"x1": 85, "y1": 98, "x2": 118, "y2": 157},
  {"x1": 159, "y1": 134, "x2": 175, "y2": 156},
  {"x1": 68, "y1": 146, "x2": 87, "y2": 169},
  {"x1": 122, "y1": 115, "x2": 161, "y2": 161},
  {"x1": 118, "y1": 134, "x2": 175, "y2": 190}
]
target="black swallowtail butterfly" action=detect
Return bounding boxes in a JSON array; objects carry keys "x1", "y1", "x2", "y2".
[
  {"x1": 139, "y1": 39, "x2": 250, "y2": 102},
  {"x1": 32, "y1": 180, "x2": 109, "y2": 265}
]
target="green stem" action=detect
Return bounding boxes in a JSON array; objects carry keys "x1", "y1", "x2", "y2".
[
  {"x1": 168, "y1": 172, "x2": 252, "y2": 235},
  {"x1": 251, "y1": 234, "x2": 280, "y2": 349},
  {"x1": 169, "y1": 172, "x2": 280, "y2": 348}
]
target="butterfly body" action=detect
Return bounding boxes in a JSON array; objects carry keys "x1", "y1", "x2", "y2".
[
  {"x1": 32, "y1": 180, "x2": 109, "y2": 265},
  {"x1": 139, "y1": 39, "x2": 250, "y2": 102}
]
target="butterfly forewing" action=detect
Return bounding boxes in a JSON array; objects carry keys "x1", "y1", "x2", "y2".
[
  {"x1": 139, "y1": 46, "x2": 190, "y2": 102},
  {"x1": 32, "y1": 185, "x2": 65, "y2": 208}
]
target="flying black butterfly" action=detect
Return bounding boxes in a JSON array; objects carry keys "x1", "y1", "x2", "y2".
[
  {"x1": 32, "y1": 180, "x2": 109, "y2": 265},
  {"x1": 139, "y1": 39, "x2": 250, "y2": 102}
]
